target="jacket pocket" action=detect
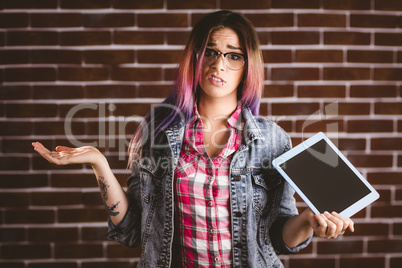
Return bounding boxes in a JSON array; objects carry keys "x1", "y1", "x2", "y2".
[
  {"x1": 251, "y1": 172, "x2": 282, "y2": 216},
  {"x1": 139, "y1": 155, "x2": 168, "y2": 203}
]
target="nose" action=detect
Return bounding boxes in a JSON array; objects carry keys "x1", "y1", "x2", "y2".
[{"x1": 211, "y1": 54, "x2": 225, "y2": 71}]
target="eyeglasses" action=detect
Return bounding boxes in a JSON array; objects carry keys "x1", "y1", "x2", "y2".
[{"x1": 202, "y1": 48, "x2": 246, "y2": 70}]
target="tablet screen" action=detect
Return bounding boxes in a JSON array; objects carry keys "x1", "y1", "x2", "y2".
[{"x1": 279, "y1": 139, "x2": 372, "y2": 214}]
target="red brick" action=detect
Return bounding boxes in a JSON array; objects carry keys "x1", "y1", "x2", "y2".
[
  {"x1": 372, "y1": 138, "x2": 402, "y2": 150},
  {"x1": 31, "y1": 13, "x2": 82, "y2": 27},
  {"x1": 348, "y1": 120, "x2": 394, "y2": 133},
  {"x1": 3, "y1": 139, "x2": 41, "y2": 154},
  {"x1": 0, "y1": 192, "x2": 30, "y2": 207},
  {"x1": 221, "y1": 0, "x2": 271, "y2": 9},
  {"x1": 33, "y1": 85, "x2": 85, "y2": 99},
  {"x1": 375, "y1": 0, "x2": 402, "y2": 11},
  {"x1": 272, "y1": 0, "x2": 319, "y2": 9},
  {"x1": 324, "y1": 67, "x2": 370, "y2": 80},
  {"x1": 58, "y1": 208, "x2": 106, "y2": 223},
  {"x1": 0, "y1": 85, "x2": 31, "y2": 99},
  {"x1": 264, "y1": 85, "x2": 294, "y2": 98},
  {"x1": 5, "y1": 209, "x2": 55, "y2": 224},
  {"x1": 31, "y1": 50, "x2": 82, "y2": 64},
  {"x1": 81, "y1": 227, "x2": 108, "y2": 241},
  {"x1": 51, "y1": 173, "x2": 96, "y2": 188},
  {"x1": 340, "y1": 258, "x2": 386, "y2": 268},
  {"x1": 138, "y1": 85, "x2": 172, "y2": 98},
  {"x1": 350, "y1": 85, "x2": 397, "y2": 98},
  {"x1": 82, "y1": 192, "x2": 103, "y2": 206},
  {"x1": 271, "y1": 68, "x2": 319, "y2": 81},
  {"x1": 115, "y1": 31, "x2": 164, "y2": 45},
  {"x1": 32, "y1": 156, "x2": 83, "y2": 171},
  {"x1": 394, "y1": 223, "x2": 402, "y2": 234},
  {"x1": 81, "y1": 262, "x2": 131, "y2": 268},
  {"x1": 86, "y1": 85, "x2": 136, "y2": 99},
  {"x1": 112, "y1": 67, "x2": 162, "y2": 81},
  {"x1": 1, "y1": 244, "x2": 51, "y2": 259},
  {"x1": 84, "y1": 13, "x2": 134, "y2": 28},
  {"x1": 271, "y1": 103, "x2": 320, "y2": 116},
  {"x1": 323, "y1": 0, "x2": 371, "y2": 10},
  {"x1": 28, "y1": 227, "x2": 79, "y2": 242},
  {"x1": 276, "y1": 120, "x2": 293, "y2": 133},
  {"x1": 0, "y1": 121, "x2": 33, "y2": 136},
  {"x1": 375, "y1": 102, "x2": 402, "y2": 115},
  {"x1": 138, "y1": 13, "x2": 188, "y2": 28},
  {"x1": 5, "y1": 68, "x2": 56, "y2": 82},
  {"x1": 391, "y1": 257, "x2": 402, "y2": 268},
  {"x1": 398, "y1": 51, "x2": 402, "y2": 63},
  {"x1": 351, "y1": 14, "x2": 399, "y2": 28},
  {"x1": 0, "y1": 263, "x2": 24, "y2": 268},
  {"x1": 0, "y1": 13, "x2": 28, "y2": 28},
  {"x1": 296, "y1": 50, "x2": 343, "y2": 63},
  {"x1": 167, "y1": 31, "x2": 191, "y2": 45},
  {"x1": 167, "y1": 0, "x2": 216, "y2": 9},
  {"x1": 164, "y1": 67, "x2": 178, "y2": 82},
  {"x1": 296, "y1": 119, "x2": 344, "y2": 133},
  {"x1": 59, "y1": 67, "x2": 109, "y2": 81},
  {"x1": 85, "y1": 50, "x2": 135, "y2": 65},
  {"x1": 347, "y1": 223, "x2": 389, "y2": 237},
  {"x1": 317, "y1": 240, "x2": 363, "y2": 254},
  {"x1": 7, "y1": 31, "x2": 58, "y2": 46},
  {"x1": 55, "y1": 244, "x2": 103, "y2": 258},
  {"x1": 6, "y1": 103, "x2": 57, "y2": 118},
  {"x1": 106, "y1": 244, "x2": 142, "y2": 258},
  {"x1": 60, "y1": 31, "x2": 111, "y2": 46},
  {"x1": 263, "y1": 50, "x2": 292, "y2": 63},
  {"x1": 113, "y1": 0, "x2": 163, "y2": 9},
  {"x1": 0, "y1": 228, "x2": 26, "y2": 242},
  {"x1": 138, "y1": 50, "x2": 183, "y2": 64},
  {"x1": 330, "y1": 102, "x2": 371, "y2": 115},
  {"x1": 112, "y1": 103, "x2": 153, "y2": 117},
  {"x1": 289, "y1": 258, "x2": 335, "y2": 268},
  {"x1": 246, "y1": 14, "x2": 293, "y2": 27},
  {"x1": 325, "y1": 32, "x2": 370, "y2": 45},
  {"x1": 368, "y1": 239, "x2": 402, "y2": 253},
  {"x1": 4, "y1": 0, "x2": 57, "y2": 8},
  {"x1": 31, "y1": 192, "x2": 83, "y2": 206},
  {"x1": 348, "y1": 154, "x2": 393, "y2": 168},
  {"x1": 348, "y1": 50, "x2": 393, "y2": 63},
  {"x1": 338, "y1": 138, "x2": 366, "y2": 151},
  {"x1": 0, "y1": 174, "x2": 48, "y2": 188},
  {"x1": 272, "y1": 31, "x2": 320, "y2": 45},
  {"x1": 374, "y1": 68, "x2": 402, "y2": 81},
  {"x1": 0, "y1": 156, "x2": 29, "y2": 170},
  {"x1": 60, "y1": 0, "x2": 110, "y2": 8},
  {"x1": 368, "y1": 172, "x2": 402, "y2": 186},
  {"x1": 376, "y1": 33, "x2": 402, "y2": 46},
  {"x1": 298, "y1": 14, "x2": 346, "y2": 27},
  {"x1": 298, "y1": 85, "x2": 345, "y2": 98},
  {"x1": 0, "y1": 50, "x2": 30, "y2": 64},
  {"x1": 28, "y1": 263, "x2": 77, "y2": 268}
]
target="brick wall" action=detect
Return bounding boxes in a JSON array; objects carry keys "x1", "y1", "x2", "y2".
[{"x1": 1, "y1": 0, "x2": 401, "y2": 267}]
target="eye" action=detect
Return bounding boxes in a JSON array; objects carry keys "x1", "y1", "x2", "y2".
[
  {"x1": 227, "y1": 53, "x2": 243, "y2": 61},
  {"x1": 205, "y1": 48, "x2": 218, "y2": 57}
]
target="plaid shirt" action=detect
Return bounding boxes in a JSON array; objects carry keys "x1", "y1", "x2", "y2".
[{"x1": 174, "y1": 104, "x2": 243, "y2": 267}]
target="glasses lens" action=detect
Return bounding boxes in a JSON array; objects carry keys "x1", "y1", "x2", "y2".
[{"x1": 202, "y1": 49, "x2": 245, "y2": 70}]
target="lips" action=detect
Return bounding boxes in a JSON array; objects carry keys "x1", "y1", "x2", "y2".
[{"x1": 208, "y1": 74, "x2": 226, "y2": 86}]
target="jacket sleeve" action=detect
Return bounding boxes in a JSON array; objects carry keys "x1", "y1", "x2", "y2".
[
  {"x1": 107, "y1": 171, "x2": 142, "y2": 248},
  {"x1": 268, "y1": 129, "x2": 312, "y2": 254}
]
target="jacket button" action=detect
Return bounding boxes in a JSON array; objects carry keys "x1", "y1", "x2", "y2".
[
  {"x1": 233, "y1": 175, "x2": 241, "y2": 181},
  {"x1": 234, "y1": 211, "x2": 242, "y2": 217},
  {"x1": 164, "y1": 228, "x2": 171, "y2": 233}
]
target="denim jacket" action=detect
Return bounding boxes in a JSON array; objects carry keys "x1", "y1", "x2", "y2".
[{"x1": 107, "y1": 105, "x2": 312, "y2": 268}]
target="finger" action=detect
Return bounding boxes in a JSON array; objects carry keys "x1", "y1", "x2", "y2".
[
  {"x1": 324, "y1": 212, "x2": 343, "y2": 238},
  {"x1": 32, "y1": 142, "x2": 52, "y2": 154},
  {"x1": 314, "y1": 213, "x2": 328, "y2": 237},
  {"x1": 331, "y1": 212, "x2": 350, "y2": 233},
  {"x1": 55, "y1": 146, "x2": 75, "y2": 152}
]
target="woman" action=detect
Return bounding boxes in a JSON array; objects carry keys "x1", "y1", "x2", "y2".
[{"x1": 33, "y1": 11, "x2": 354, "y2": 268}]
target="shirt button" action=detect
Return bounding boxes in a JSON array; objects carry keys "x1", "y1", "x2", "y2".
[
  {"x1": 208, "y1": 176, "x2": 213, "y2": 181},
  {"x1": 233, "y1": 175, "x2": 241, "y2": 181},
  {"x1": 210, "y1": 229, "x2": 217, "y2": 234},
  {"x1": 214, "y1": 256, "x2": 220, "y2": 262},
  {"x1": 208, "y1": 200, "x2": 214, "y2": 206}
]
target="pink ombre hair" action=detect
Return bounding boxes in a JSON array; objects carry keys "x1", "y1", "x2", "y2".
[{"x1": 128, "y1": 11, "x2": 264, "y2": 163}]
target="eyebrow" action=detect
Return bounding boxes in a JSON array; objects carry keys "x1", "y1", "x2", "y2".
[{"x1": 207, "y1": 42, "x2": 244, "y2": 52}]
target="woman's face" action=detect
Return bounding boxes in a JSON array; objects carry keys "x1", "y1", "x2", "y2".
[{"x1": 198, "y1": 28, "x2": 245, "y2": 103}]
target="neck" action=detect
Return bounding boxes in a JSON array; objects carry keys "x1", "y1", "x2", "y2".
[{"x1": 197, "y1": 95, "x2": 238, "y2": 126}]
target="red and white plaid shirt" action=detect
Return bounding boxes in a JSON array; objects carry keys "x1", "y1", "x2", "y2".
[{"x1": 174, "y1": 104, "x2": 243, "y2": 267}]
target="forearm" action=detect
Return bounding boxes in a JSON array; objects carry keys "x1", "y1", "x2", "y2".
[
  {"x1": 282, "y1": 209, "x2": 314, "y2": 248},
  {"x1": 92, "y1": 156, "x2": 129, "y2": 226}
]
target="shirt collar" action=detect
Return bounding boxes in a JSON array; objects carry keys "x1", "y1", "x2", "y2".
[{"x1": 188, "y1": 103, "x2": 242, "y2": 130}]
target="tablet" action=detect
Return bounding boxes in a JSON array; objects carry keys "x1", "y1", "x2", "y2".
[{"x1": 272, "y1": 132, "x2": 379, "y2": 218}]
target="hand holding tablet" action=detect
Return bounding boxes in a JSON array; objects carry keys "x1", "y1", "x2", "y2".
[{"x1": 273, "y1": 132, "x2": 379, "y2": 218}]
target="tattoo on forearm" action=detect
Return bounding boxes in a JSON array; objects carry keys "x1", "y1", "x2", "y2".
[{"x1": 97, "y1": 176, "x2": 120, "y2": 217}]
